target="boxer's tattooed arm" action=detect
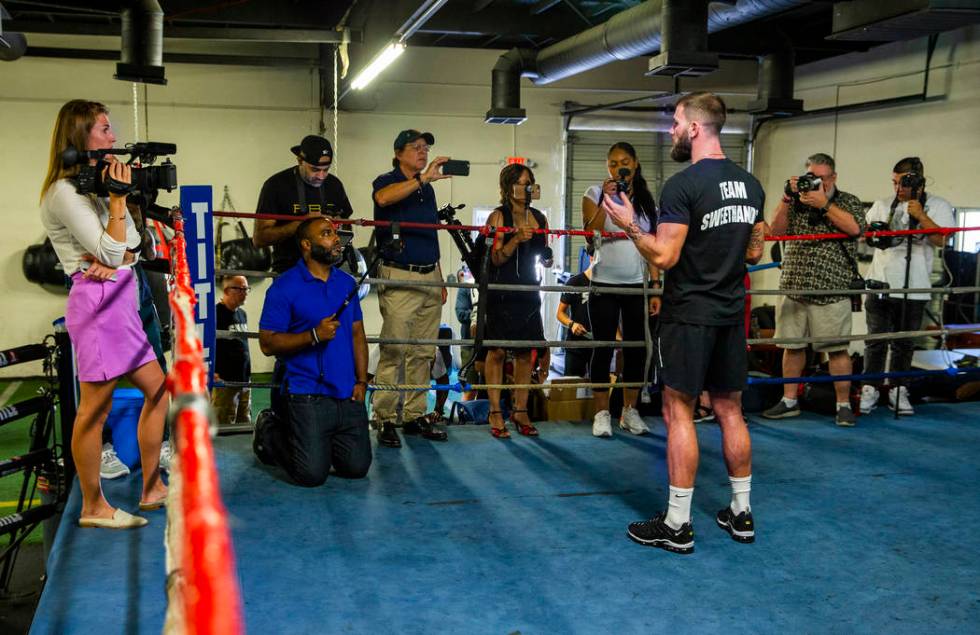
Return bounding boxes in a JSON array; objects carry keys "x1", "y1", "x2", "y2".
[{"x1": 745, "y1": 222, "x2": 765, "y2": 264}]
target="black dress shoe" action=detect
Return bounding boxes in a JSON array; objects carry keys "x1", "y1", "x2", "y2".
[
  {"x1": 403, "y1": 415, "x2": 448, "y2": 442},
  {"x1": 377, "y1": 421, "x2": 402, "y2": 448}
]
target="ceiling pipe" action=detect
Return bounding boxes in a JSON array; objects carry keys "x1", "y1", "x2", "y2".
[
  {"x1": 485, "y1": 0, "x2": 810, "y2": 124},
  {"x1": 0, "y1": 2, "x2": 27, "y2": 61},
  {"x1": 114, "y1": 0, "x2": 167, "y2": 84},
  {"x1": 746, "y1": 35, "x2": 803, "y2": 116}
]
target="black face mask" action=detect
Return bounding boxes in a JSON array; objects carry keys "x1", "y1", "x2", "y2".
[
  {"x1": 670, "y1": 131, "x2": 692, "y2": 163},
  {"x1": 310, "y1": 243, "x2": 342, "y2": 266}
]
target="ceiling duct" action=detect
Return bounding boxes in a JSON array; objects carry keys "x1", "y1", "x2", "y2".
[
  {"x1": 0, "y1": 2, "x2": 27, "y2": 61},
  {"x1": 485, "y1": 48, "x2": 538, "y2": 124},
  {"x1": 829, "y1": 0, "x2": 980, "y2": 42},
  {"x1": 647, "y1": 0, "x2": 718, "y2": 77},
  {"x1": 485, "y1": 0, "x2": 810, "y2": 124},
  {"x1": 747, "y1": 35, "x2": 803, "y2": 116},
  {"x1": 115, "y1": 0, "x2": 167, "y2": 85}
]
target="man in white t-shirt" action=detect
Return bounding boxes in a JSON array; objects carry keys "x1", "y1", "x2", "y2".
[{"x1": 860, "y1": 157, "x2": 955, "y2": 415}]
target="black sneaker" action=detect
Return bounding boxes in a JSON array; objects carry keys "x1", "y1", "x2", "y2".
[
  {"x1": 252, "y1": 409, "x2": 277, "y2": 466},
  {"x1": 715, "y1": 507, "x2": 755, "y2": 543},
  {"x1": 626, "y1": 513, "x2": 694, "y2": 554},
  {"x1": 377, "y1": 421, "x2": 402, "y2": 448}
]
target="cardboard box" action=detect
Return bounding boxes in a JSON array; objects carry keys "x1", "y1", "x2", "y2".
[
  {"x1": 546, "y1": 398, "x2": 595, "y2": 422},
  {"x1": 547, "y1": 376, "x2": 585, "y2": 401}
]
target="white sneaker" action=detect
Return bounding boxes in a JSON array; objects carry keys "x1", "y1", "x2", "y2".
[
  {"x1": 100, "y1": 443, "x2": 130, "y2": 480},
  {"x1": 592, "y1": 410, "x2": 613, "y2": 438},
  {"x1": 889, "y1": 387, "x2": 914, "y2": 415},
  {"x1": 859, "y1": 385, "x2": 879, "y2": 414},
  {"x1": 619, "y1": 406, "x2": 650, "y2": 435},
  {"x1": 159, "y1": 440, "x2": 174, "y2": 472}
]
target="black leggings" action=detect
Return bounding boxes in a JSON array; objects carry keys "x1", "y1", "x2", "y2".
[{"x1": 587, "y1": 282, "x2": 649, "y2": 390}]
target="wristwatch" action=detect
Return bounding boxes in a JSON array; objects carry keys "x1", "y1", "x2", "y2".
[{"x1": 414, "y1": 173, "x2": 423, "y2": 186}]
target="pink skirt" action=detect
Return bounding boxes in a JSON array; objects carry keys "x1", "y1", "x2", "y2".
[{"x1": 66, "y1": 269, "x2": 156, "y2": 382}]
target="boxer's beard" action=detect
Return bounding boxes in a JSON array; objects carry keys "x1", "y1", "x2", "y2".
[{"x1": 670, "y1": 130, "x2": 692, "y2": 163}]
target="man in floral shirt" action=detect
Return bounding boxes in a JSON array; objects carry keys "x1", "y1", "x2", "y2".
[{"x1": 763, "y1": 153, "x2": 866, "y2": 427}]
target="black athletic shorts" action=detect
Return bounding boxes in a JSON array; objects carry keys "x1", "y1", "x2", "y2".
[{"x1": 658, "y1": 321, "x2": 747, "y2": 397}]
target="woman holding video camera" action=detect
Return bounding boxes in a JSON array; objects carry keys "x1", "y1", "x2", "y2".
[
  {"x1": 581, "y1": 141, "x2": 660, "y2": 438},
  {"x1": 483, "y1": 164, "x2": 553, "y2": 438},
  {"x1": 40, "y1": 100, "x2": 168, "y2": 529}
]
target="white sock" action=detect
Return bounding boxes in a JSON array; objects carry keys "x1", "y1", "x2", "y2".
[
  {"x1": 729, "y1": 475, "x2": 752, "y2": 514},
  {"x1": 782, "y1": 397, "x2": 798, "y2": 408},
  {"x1": 836, "y1": 401, "x2": 850, "y2": 410},
  {"x1": 665, "y1": 485, "x2": 694, "y2": 529}
]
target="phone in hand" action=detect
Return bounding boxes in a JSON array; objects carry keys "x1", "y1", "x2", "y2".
[{"x1": 440, "y1": 160, "x2": 470, "y2": 176}]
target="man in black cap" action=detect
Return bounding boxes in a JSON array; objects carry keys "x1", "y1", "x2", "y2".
[
  {"x1": 253, "y1": 135, "x2": 354, "y2": 274},
  {"x1": 371, "y1": 129, "x2": 451, "y2": 448}
]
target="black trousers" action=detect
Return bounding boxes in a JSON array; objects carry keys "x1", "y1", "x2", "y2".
[
  {"x1": 863, "y1": 295, "x2": 927, "y2": 385},
  {"x1": 259, "y1": 394, "x2": 372, "y2": 487},
  {"x1": 587, "y1": 283, "x2": 649, "y2": 390}
]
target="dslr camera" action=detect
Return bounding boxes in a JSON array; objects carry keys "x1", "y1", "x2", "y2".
[
  {"x1": 62, "y1": 142, "x2": 177, "y2": 201},
  {"x1": 899, "y1": 172, "x2": 925, "y2": 192},
  {"x1": 784, "y1": 172, "x2": 822, "y2": 199}
]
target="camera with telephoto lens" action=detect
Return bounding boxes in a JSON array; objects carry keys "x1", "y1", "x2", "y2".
[{"x1": 62, "y1": 142, "x2": 177, "y2": 200}]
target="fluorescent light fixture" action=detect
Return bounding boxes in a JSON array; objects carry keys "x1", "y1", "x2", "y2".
[{"x1": 350, "y1": 42, "x2": 405, "y2": 90}]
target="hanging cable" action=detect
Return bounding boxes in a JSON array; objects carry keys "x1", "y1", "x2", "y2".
[
  {"x1": 333, "y1": 44, "x2": 339, "y2": 170},
  {"x1": 132, "y1": 83, "x2": 140, "y2": 143}
]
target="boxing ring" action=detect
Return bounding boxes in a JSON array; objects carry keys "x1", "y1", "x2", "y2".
[{"x1": 26, "y1": 186, "x2": 980, "y2": 634}]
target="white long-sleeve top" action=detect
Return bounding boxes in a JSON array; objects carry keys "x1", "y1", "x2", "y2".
[{"x1": 40, "y1": 179, "x2": 141, "y2": 275}]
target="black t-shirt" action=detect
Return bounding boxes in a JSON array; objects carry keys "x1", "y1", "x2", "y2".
[
  {"x1": 559, "y1": 272, "x2": 593, "y2": 341},
  {"x1": 215, "y1": 303, "x2": 251, "y2": 382},
  {"x1": 657, "y1": 158, "x2": 765, "y2": 325},
  {"x1": 256, "y1": 167, "x2": 354, "y2": 273}
]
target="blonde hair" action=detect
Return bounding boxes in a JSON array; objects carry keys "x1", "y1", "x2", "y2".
[{"x1": 40, "y1": 100, "x2": 109, "y2": 202}]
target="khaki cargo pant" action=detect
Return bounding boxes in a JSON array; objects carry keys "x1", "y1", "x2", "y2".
[{"x1": 372, "y1": 264, "x2": 442, "y2": 423}]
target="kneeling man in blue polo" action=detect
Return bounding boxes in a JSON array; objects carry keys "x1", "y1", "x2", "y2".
[{"x1": 255, "y1": 216, "x2": 371, "y2": 486}]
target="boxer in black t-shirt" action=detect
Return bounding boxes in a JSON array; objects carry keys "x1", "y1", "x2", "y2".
[
  {"x1": 253, "y1": 135, "x2": 354, "y2": 274},
  {"x1": 602, "y1": 92, "x2": 766, "y2": 555}
]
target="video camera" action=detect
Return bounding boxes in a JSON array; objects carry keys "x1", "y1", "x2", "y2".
[{"x1": 62, "y1": 142, "x2": 177, "y2": 201}]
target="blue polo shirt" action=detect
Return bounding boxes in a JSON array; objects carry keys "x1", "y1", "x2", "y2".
[
  {"x1": 259, "y1": 259, "x2": 362, "y2": 398},
  {"x1": 372, "y1": 167, "x2": 440, "y2": 266}
]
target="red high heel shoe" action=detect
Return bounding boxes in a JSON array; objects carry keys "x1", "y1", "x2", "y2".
[
  {"x1": 510, "y1": 409, "x2": 538, "y2": 437},
  {"x1": 488, "y1": 411, "x2": 510, "y2": 439}
]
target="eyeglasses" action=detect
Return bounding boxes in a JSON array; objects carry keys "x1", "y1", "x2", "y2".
[
  {"x1": 305, "y1": 161, "x2": 331, "y2": 173},
  {"x1": 406, "y1": 143, "x2": 429, "y2": 153},
  {"x1": 228, "y1": 286, "x2": 250, "y2": 293}
]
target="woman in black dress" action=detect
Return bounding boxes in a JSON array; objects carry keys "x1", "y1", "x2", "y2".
[{"x1": 483, "y1": 164, "x2": 553, "y2": 438}]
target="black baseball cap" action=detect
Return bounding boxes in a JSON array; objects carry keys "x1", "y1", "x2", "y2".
[
  {"x1": 393, "y1": 129, "x2": 435, "y2": 150},
  {"x1": 291, "y1": 135, "x2": 333, "y2": 164}
]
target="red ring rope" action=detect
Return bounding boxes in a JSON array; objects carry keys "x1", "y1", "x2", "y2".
[{"x1": 169, "y1": 213, "x2": 244, "y2": 635}]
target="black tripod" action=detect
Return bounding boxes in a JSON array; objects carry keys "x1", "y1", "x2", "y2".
[{"x1": 894, "y1": 185, "x2": 926, "y2": 419}]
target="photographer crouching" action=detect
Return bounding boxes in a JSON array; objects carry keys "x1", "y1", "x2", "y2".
[
  {"x1": 860, "y1": 157, "x2": 954, "y2": 416},
  {"x1": 763, "y1": 153, "x2": 866, "y2": 427}
]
